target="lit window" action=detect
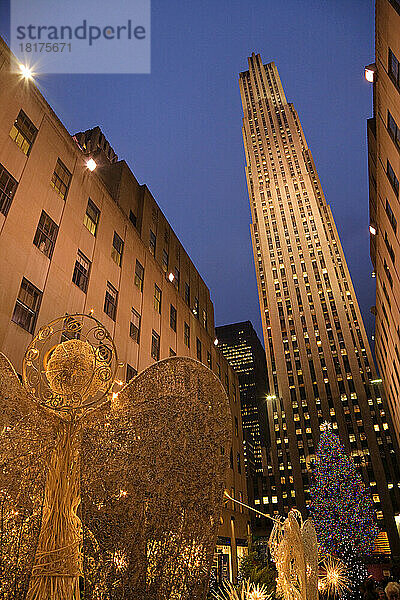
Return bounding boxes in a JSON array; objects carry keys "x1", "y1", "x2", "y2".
[
  {"x1": 9, "y1": 109, "x2": 37, "y2": 155},
  {"x1": 130, "y1": 308, "x2": 141, "y2": 342},
  {"x1": 72, "y1": 250, "x2": 91, "y2": 293},
  {"x1": 134, "y1": 260, "x2": 144, "y2": 292},
  {"x1": 151, "y1": 330, "x2": 160, "y2": 360},
  {"x1": 83, "y1": 199, "x2": 100, "y2": 236},
  {"x1": 202, "y1": 308, "x2": 208, "y2": 330},
  {"x1": 0, "y1": 163, "x2": 18, "y2": 217},
  {"x1": 207, "y1": 351, "x2": 212, "y2": 369},
  {"x1": 372, "y1": 494, "x2": 380, "y2": 503},
  {"x1": 153, "y1": 284, "x2": 162, "y2": 313},
  {"x1": 50, "y1": 159, "x2": 71, "y2": 200},
  {"x1": 104, "y1": 282, "x2": 118, "y2": 321},
  {"x1": 12, "y1": 277, "x2": 42, "y2": 333},
  {"x1": 33, "y1": 211, "x2": 58, "y2": 259},
  {"x1": 193, "y1": 297, "x2": 199, "y2": 318},
  {"x1": 174, "y1": 267, "x2": 180, "y2": 290},
  {"x1": 111, "y1": 232, "x2": 124, "y2": 266}
]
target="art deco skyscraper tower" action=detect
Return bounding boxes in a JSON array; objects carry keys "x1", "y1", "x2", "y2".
[{"x1": 239, "y1": 53, "x2": 400, "y2": 558}]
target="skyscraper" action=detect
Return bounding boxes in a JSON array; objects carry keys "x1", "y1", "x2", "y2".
[
  {"x1": 239, "y1": 53, "x2": 400, "y2": 560},
  {"x1": 216, "y1": 321, "x2": 269, "y2": 533},
  {"x1": 367, "y1": 0, "x2": 400, "y2": 453}
]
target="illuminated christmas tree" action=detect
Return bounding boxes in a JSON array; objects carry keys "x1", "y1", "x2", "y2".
[
  {"x1": 308, "y1": 424, "x2": 378, "y2": 598},
  {"x1": 309, "y1": 423, "x2": 378, "y2": 556}
]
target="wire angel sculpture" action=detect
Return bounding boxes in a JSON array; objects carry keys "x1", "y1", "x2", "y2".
[
  {"x1": 0, "y1": 313, "x2": 232, "y2": 600},
  {"x1": 268, "y1": 509, "x2": 318, "y2": 600}
]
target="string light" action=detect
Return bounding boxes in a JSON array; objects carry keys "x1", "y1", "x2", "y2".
[
  {"x1": 309, "y1": 428, "x2": 375, "y2": 598},
  {"x1": 319, "y1": 555, "x2": 351, "y2": 597}
]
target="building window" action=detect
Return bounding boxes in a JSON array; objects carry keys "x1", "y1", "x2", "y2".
[
  {"x1": 184, "y1": 322, "x2": 190, "y2": 347},
  {"x1": 193, "y1": 297, "x2": 199, "y2": 318},
  {"x1": 104, "y1": 282, "x2": 118, "y2": 321},
  {"x1": 235, "y1": 416, "x2": 239, "y2": 437},
  {"x1": 0, "y1": 163, "x2": 18, "y2": 217},
  {"x1": 83, "y1": 199, "x2": 100, "y2": 236},
  {"x1": 217, "y1": 363, "x2": 221, "y2": 379},
  {"x1": 237, "y1": 452, "x2": 241, "y2": 474},
  {"x1": 388, "y1": 110, "x2": 400, "y2": 149},
  {"x1": 126, "y1": 363, "x2": 137, "y2": 382},
  {"x1": 134, "y1": 260, "x2": 144, "y2": 292},
  {"x1": 33, "y1": 211, "x2": 58, "y2": 259},
  {"x1": 207, "y1": 351, "x2": 212, "y2": 369},
  {"x1": 111, "y1": 232, "x2": 124, "y2": 266},
  {"x1": 9, "y1": 109, "x2": 37, "y2": 155},
  {"x1": 162, "y1": 249, "x2": 169, "y2": 272},
  {"x1": 389, "y1": 48, "x2": 400, "y2": 88},
  {"x1": 196, "y1": 337, "x2": 202, "y2": 361},
  {"x1": 12, "y1": 277, "x2": 42, "y2": 333},
  {"x1": 149, "y1": 229, "x2": 156, "y2": 256},
  {"x1": 151, "y1": 330, "x2": 160, "y2": 361},
  {"x1": 72, "y1": 250, "x2": 91, "y2": 293},
  {"x1": 153, "y1": 284, "x2": 162, "y2": 313},
  {"x1": 169, "y1": 347, "x2": 176, "y2": 357},
  {"x1": 386, "y1": 199, "x2": 397, "y2": 234},
  {"x1": 387, "y1": 159, "x2": 399, "y2": 196},
  {"x1": 184, "y1": 282, "x2": 190, "y2": 306},
  {"x1": 50, "y1": 159, "x2": 71, "y2": 200},
  {"x1": 174, "y1": 267, "x2": 180, "y2": 290},
  {"x1": 129, "y1": 210, "x2": 137, "y2": 227},
  {"x1": 202, "y1": 309, "x2": 208, "y2": 330},
  {"x1": 130, "y1": 308, "x2": 141, "y2": 342},
  {"x1": 170, "y1": 304, "x2": 177, "y2": 331}
]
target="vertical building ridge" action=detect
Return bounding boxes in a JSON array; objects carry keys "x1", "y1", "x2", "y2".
[{"x1": 240, "y1": 53, "x2": 400, "y2": 561}]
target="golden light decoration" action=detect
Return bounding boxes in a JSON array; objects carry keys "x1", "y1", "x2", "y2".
[
  {"x1": 213, "y1": 580, "x2": 270, "y2": 600},
  {"x1": 0, "y1": 317, "x2": 232, "y2": 600},
  {"x1": 319, "y1": 555, "x2": 350, "y2": 597},
  {"x1": 22, "y1": 313, "x2": 118, "y2": 413}
]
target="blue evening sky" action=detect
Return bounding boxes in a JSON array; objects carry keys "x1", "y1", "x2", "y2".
[{"x1": 0, "y1": 1, "x2": 375, "y2": 346}]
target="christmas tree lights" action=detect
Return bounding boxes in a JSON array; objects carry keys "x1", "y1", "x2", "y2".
[{"x1": 308, "y1": 425, "x2": 378, "y2": 598}]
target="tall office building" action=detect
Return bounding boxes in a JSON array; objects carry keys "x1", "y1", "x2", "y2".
[
  {"x1": 367, "y1": 0, "x2": 400, "y2": 454},
  {"x1": 239, "y1": 53, "x2": 400, "y2": 560},
  {"x1": 216, "y1": 321, "x2": 269, "y2": 534}
]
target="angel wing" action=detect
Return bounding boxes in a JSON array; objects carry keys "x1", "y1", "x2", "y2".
[
  {"x1": 81, "y1": 356, "x2": 232, "y2": 600},
  {"x1": 0, "y1": 352, "x2": 58, "y2": 598}
]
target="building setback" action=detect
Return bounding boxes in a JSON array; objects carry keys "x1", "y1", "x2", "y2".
[
  {"x1": 0, "y1": 37, "x2": 248, "y2": 584},
  {"x1": 368, "y1": 0, "x2": 400, "y2": 458},
  {"x1": 239, "y1": 53, "x2": 400, "y2": 561},
  {"x1": 216, "y1": 321, "x2": 270, "y2": 535}
]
